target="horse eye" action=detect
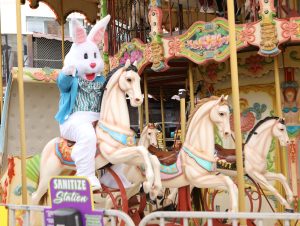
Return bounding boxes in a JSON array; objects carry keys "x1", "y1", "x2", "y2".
[
  {"x1": 280, "y1": 128, "x2": 284, "y2": 131},
  {"x1": 84, "y1": 53, "x2": 88, "y2": 59},
  {"x1": 127, "y1": 78, "x2": 132, "y2": 82},
  {"x1": 219, "y1": 112, "x2": 224, "y2": 116},
  {"x1": 94, "y1": 52, "x2": 97, "y2": 58},
  {"x1": 148, "y1": 133, "x2": 151, "y2": 135}
]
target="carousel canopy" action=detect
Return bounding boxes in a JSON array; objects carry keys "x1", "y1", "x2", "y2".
[{"x1": 21, "y1": 0, "x2": 100, "y2": 25}]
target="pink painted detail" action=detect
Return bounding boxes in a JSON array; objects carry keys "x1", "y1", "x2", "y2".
[
  {"x1": 240, "y1": 25, "x2": 256, "y2": 43},
  {"x1": 281, "y1": 21, "x2": 298, "y2": 39},
  {"x1": 90, "y1": 28, "x2": 105, "y2": 44},
  {"x1": 245, "y1": 55, "x2": 265, "y2": 74},
  {"x1": 149, "y1": 7, "x2": 163, "y2": 35},
  {"x1": 230, "y1": 112, "x2": 256, "y2": 133},
  {"x1": 145, "y1": 44, "x2": 152, "y2": 61},
  {"x1": 74, "y1": 25, "x2": 87, "y2": 44},
  {"x1": 119, "y1": 50, "x2": 143, "y2": 65},
  {"x1": 30, "y1": 70, "x2": 58, "y2": 82},
  {"x1": 185, "y1": 34, "x2": 229, "y2": 51},
  {"x1": 110, "y1": 56, "x2": 119, "y2": 70},
  {"x1": 161, "y1": 156, "x2": 183, "y2": 181},
  {"x1": 168, "y1": 37, "x2": 181, "y2": 56},
  {"x1": 206, "y1": 63, "x2": 219, "y2": 82}
]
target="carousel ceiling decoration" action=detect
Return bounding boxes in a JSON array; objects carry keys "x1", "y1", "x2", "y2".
[{"x1": 22, "y1": 0, "x2": 100, "y2": 25}]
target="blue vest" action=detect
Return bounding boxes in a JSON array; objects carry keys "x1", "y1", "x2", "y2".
[{"x1": 54, "y1": 72, "x2": 106, "y2": 124}]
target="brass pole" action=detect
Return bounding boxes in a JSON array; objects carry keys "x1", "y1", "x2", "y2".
[
  {"x1": 179, "y1": 89, "x2": 186, "y2": 142},
  {"x1": 61, "y1": 0, "x2": 65, "y2": 63},
  {"x1": 16, "y1": 0, "x2": 28, "y2": 204},
  {"x1": 144, "y1": 73, "x2": 149, "y2": 124},
  {"x1": 226, "y1": 0, "x2": 246, "y2": 220},
  {"x1": 160, "y1": 87, "x2": 166, "y2": 149},
  {"x1": 138, "y1": 106, "x2": 144, "y2": 134},
  {"x1": 188, "y1": 62, "x2": 195, "y2": 112},
  {"x1": 0, "y1": 12, "x2": 3, "y2": 123},
  {"x1": 274, "y1": 56, "x2": 288, "y2": 178}
]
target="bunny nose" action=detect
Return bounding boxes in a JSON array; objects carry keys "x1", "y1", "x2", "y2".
[{"x1": 90, "y1": 63, "x2": 96, "y2": 68}]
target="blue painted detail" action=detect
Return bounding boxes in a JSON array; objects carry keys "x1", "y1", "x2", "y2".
[
  {"x1": 14, "y1": 185, "x2": 36, "y2": 196},
  {"x1": 205, "y1": 51, "x2": 214, "y2": 59},
  {"x1": 160, "y1": 162, "x2": 179, "y2": 174},
  {"x1": 0, "y1": 76, "x2": 13, "y2": 155},
  {"x1": 259, "y1": 47, "x2": 279, "y2": 56},
  {"x1": 99, "y1": 123, "x2": 136, "y2": 146},
  {"x1": 182, "y1": 146, "x2": 213, "y2": 171},
  {"x1": 55, "y1": 143, "x2": 75, "y2": 166}
]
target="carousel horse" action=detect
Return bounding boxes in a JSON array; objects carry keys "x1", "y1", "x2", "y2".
[
  {"x1": 124, "y1": 95, "x2": 239, "y2": 212},
  {"x1": 215, "y1": 116, "x2": 293, "y2": 211},
  {"x1": 92, "y1": 123, "x2": 161, "y2": 211},
  {"x1": 243, "y1": 117, "x2": 293, "y2": 210},
  {"x1": 31, "y1": 61, "x2": 162, "y2": 205}
]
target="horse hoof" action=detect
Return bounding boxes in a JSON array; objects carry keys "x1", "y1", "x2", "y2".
[{"x1": 285, "y1": 208, "x2": 294, "y2": 213}]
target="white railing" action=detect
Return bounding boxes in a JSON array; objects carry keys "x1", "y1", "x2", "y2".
[
  {"x1": 139, "y1": 211, "x2": 300, "y2": 226},
  {"x1": 5, "y1": 204, "x2": 135, "y2": 226}
]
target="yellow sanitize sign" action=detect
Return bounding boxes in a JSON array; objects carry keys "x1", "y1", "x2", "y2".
[{"x1": 0, "y1": 206, "x2": 8, "y2": 226}]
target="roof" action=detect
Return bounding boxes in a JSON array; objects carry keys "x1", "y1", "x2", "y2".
[{"x1": 22, "y1": 0, "x2": 100, "y2": 25}]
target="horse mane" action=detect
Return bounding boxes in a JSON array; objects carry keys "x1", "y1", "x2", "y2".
[
  {"x1": 99, "y1": 64, "x2": 138, "y2": 109},
  {"x1": 245, "y1": 116, "x2": 285, "y2": 144},
  {"x1": 186, "y1": 96, "x2": 227, "y2": 130}
]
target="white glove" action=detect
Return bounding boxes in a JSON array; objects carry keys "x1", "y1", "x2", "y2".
[{"x1": 61, "y1": 65, "x2": 76, "y2": 77}]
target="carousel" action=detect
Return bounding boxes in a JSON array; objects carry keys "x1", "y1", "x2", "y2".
[{"x1": 0, "y1": 0, "x2": 300, "y2": 225}]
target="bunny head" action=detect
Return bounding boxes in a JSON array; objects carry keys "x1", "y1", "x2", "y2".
[{"x1": 64, "y1": 15, "x2": 111, "y2": 81}]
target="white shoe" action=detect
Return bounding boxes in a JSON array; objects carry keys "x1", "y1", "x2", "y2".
[{"x1": 88, "y1": 175, "x2": 102, "y2": 191}]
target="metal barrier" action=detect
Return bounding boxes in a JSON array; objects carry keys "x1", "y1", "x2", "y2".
[
  {"x1": 139, "y1": 211, "x2": 300, "y2": 226},
  {"x1": 5, "y1": 204, "x2": 135, "y2": 226}
]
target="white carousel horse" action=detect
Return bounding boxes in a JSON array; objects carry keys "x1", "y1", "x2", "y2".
[
  {"x1": 31, "y1": 61, "x2": 162, "y2": 205},
  {"x1": 124, "y1": 95, "x2": 239, "y2": 212},
  {"x1": 243, "y1": 116, "x2": 294, "y2": 210},
  {"x1": 94, "y1": 123, "x2": 161, "y2": 209}
]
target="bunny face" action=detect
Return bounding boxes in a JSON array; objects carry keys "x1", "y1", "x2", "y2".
[{"x1": 64, "y1": 15, "x2": 111, "y2": 81}]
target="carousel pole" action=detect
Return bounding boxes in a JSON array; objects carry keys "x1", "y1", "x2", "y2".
[
  {"x1": 0, "y1": 10, "x2": 3, "y2": 123},
  {"x1": 188, "y1": 62, "x2": 195, "y2": 112},
  {"x1": 101, "y1": 0, "x2": 110, "y2": 75},
  {"x1": 160, "y1": 87, "x2": 166, "y2": 149},
  {"x1": 60, "y1": 0, "x2": 65, "y2": 63},
  {"x1": 274, "y1": 56, "x2": 288, "y2": 177},
  {"x1": 226, "y1": 0, "x2": 246, "y2": 221},
  {"x1": 144, "y1": 73, "x2": 149, "y2": 124},
  {"x1": 138, "y1": 106, "x2": 144, "y2": 133},
  {"x1": 179, "y1": 89, "x2": 186, "y2": 142},
  {"x1": 16, "y1": 0, "x2": 28, "y2": 204}
]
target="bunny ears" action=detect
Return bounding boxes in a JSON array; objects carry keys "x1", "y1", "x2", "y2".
[{"x1": 71, "y1": 15, "x2": 111, "y2": 45}]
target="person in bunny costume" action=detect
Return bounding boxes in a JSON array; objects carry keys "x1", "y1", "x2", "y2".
[{"x1": 55, "y1": 15, "x2": 111, "y2": 190}]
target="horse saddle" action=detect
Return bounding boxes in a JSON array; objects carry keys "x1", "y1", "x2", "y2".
[
  {"x1": 148, "y1": 145, "x2": 180, "y2": 166},
  {"x1": 55, "y1": 138, "x2": 100, "y2": 166},
  {"x1": 55, "y1": 121, "x2": 100, "y2": 166},
  {"x1": 215, "y1": 144, "x2": 245, "y2": 171}
]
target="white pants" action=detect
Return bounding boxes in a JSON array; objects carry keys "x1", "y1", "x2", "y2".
[
  {"x1": 60, "y1": 111, "x2": 132, "y2": 188},
  {"x1": 60, "y1": 111, "x2": 100, "y2": 185}
]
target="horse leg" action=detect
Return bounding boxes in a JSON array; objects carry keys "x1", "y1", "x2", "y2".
[
  {"x1": 263, "y1": 172, "x2": 294, "y2": 205},
  {"x1": 191, "y1": 174, "x2": 238, "y2": 212},
  {"x1": 148, "y1": 155, "x2": 162, "y2": 199},
  {"x1": 248, "y1": 171, "x2": 292, "y2": 209},
  {"x1": 31, "y1": 155, "x2": 63, "y2": 205},
  {"x1": 101, "y1": 144, "x2": 154, "y2": 194}
]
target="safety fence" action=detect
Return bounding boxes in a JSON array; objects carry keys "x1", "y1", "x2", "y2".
[
  {"x1": 4, "y1": 204, "x2": 135, "y2": 226},
  {"x1": 2, "y1": 205, "x2": 300, "y2": 226},
  {"x1": 139, "y1": 211, "x2": 300, "y2": 226}
]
